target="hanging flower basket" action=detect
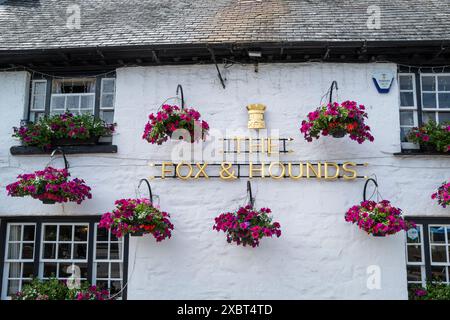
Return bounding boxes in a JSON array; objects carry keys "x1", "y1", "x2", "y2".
[
  {"x1": 99, "y1": 198, "x2": 174, "y2": 240},
  {"x1": 142, "y1": 105, "x2": 209, "y2": 145},
  {"x1": 13, "y1": 112, "x2": 115, "y2": 150},
  {"x1": 300, "y1": 101, "x2": 374, "y2": 144},
  {"x1": 213, "y1": 205, "x2": 281, "y2": 247},
  {"x1": 6, "y1": 166, "x2": 92, "y2": 204},
  {"x1": 432, "y1": 181, "x2": 450, "y2": 208},
  {"x1": 345, "y1": 200, "x2": 415, "y2": 237}
]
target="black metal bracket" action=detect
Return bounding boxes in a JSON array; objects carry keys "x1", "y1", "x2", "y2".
[
  {"x1": 49, "y1": 147, "x2": 69, "y2": 170},
  {"x1": 363, "y1": 177, "x2": 378, "y2": 202},
  {"x1": 176, "y1": 84, "x2": 185, "y2": 109},
  {"x1": 207, "y1": 46, "x2": 226, "y2": 89},
  {"x1": 138, "y1": 178, "x2": 153, "y2": 203},
  {"x1": 329, "y1": 80, "x2": 338, "y2": 104},
  {"x1": 247, "y1": 180, "x2": 255, "y2": 208}
]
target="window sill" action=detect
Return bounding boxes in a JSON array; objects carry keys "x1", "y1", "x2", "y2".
[
  {"x1": 10, "y1": 144, "x2": 118, "y2": 155},
  {"x1": 394, "y1": 151, "x2": 450, "y2": 156}
]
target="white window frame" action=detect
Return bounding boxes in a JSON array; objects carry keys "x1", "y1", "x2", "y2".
[
  {"x1": 1, "y1": 223, "x2": 36, "y2": 300},
  {"x1": 30, "y1": 80, "x2": 47, "y2": 111},
  {"x1": 50, "y1": 93, "x2": 95, "y2": 115},
  {"x1": 428, "y1": 224, "x2": 450, "y2": 284},
  {"x1": 93, "y1": 223, "x2": 124, "y2": 299},
  {"x1": 406, "y1": 225, "x2": 426, "y2": 287},
  {"x1": 38, "y1": 223, "x2": 89, "y2": 281},
  {"x1": 100, "y1": 78, "x2": 116, "y2": 111},
  {"x1": 420, "y1": 73, "x2": 450, "y2": 124},
  {"x1": 399, "y1": 73, "x2": 419, "y2": 150}
]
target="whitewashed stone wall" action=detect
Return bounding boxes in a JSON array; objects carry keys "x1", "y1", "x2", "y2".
[{"x1": 0, "y1": 63, "x2": 449, "y2": 299}]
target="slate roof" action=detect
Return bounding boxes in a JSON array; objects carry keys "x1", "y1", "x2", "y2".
[{"x1": 0, "y1": 0, "x2": 450, "y2": 52}]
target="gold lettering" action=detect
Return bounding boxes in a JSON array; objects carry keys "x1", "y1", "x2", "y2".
[
  {"x1": 248, "y1": 137, "x2": 264, "y2": 153},
  {"x1": 268, "y1": 162, "x2": 285, "y2": 179},
  {"x1": 194, "y1": 162, "x2": 209, "y2": 179},
  {"x1": 324, "y1": 162, "x2": 340, "y2": 180},
  {"x1": 249, "y1": 162, "x2": 265, "y2": 178},
  {"x1": 220, "y1": 162, "x2": 237, "y2": 180},
  {"x1": 287, "y1": 163, "x2": 303, "y2": 179},
  {"x1": 306, "y1": 162, "x2": 322, "y2": 179},
  {"x1": 176, "y1": 162, "x2": 193, "y2": 180},
  {"x1": 235, "y1": 137, "x2": 243, "y2": 154},
  {"x1": 161, "y1": 162, "x2": 174, "y2": 179},
  {"x1": 342, "y1": 162, "x2": 357, "y2": 180},
  {"x1": 267, "y1": 138, "x2": 278, "y2": 155}
]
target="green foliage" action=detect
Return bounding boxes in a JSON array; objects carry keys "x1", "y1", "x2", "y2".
[
  {"x1": 407, "y1": 121, "x2": 450, "y2": 152},
  {"x1": 13, "y1": 112, "x2": 115, "y2": 149},
  {"x1": 409, "y1": 282, "x2": 450, "y2": 300}
]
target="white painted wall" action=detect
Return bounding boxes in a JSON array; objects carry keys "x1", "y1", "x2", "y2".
[{"x1": 0, "y1": 63, "x2": 449, "y2": 299}]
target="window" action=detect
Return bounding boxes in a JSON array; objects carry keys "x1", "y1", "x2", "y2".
[
  {"x1": 405, "y1": 218, "x2": 450, "y2": 292},
  {"x1": 421, "y1": 74, "x2": 450, "y2": 124},
  {"x1": 29, "y1": 80, "x2": 47, "y2": 122},
  {"x1": 94, "y1": 223, "x2": 124, "y2": 298},
  {"x1": 39, "y1": 223, "x2": 89, "y2": 282},
  {"x1": 0, "y1": 218, "x2": 128, "y2": 300},
  {"x1": 50, "y1": 79, "x2": 96, "y2": 115},
  {"x1": 27, "y1": 75, "x2": 116, "y2": 123},
  {"x1": 1, "y1": 224, "x2": 36, "y2": 298},
  {"x1": 398, "y1": 74, "x2": 418, "y2": 147},
  {"x1": 99, "y1": 78, "x2": 116, "y2": 123}
]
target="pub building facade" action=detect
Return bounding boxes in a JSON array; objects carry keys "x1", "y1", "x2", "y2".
[{"x1": 0, "y1": 1, "x2": 449, "y2": 300}]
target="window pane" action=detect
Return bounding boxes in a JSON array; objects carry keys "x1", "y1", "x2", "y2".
[
  {"x1": 59, "y1": 225, "x2": 72, "y2": 241},
  {"x1": 32, "y1": 95, "x2": 45, "y2": 111},
  {"x1": 74, "y1": 225, "x2": 88, "y2": 241},
  {"x1": 111, "y1": 281, "x2": 122, "y2": 295},
  {"x1": 407, "y1": 245, "x2": 422, "y2": 262},
  {"x1": 50, "y1": 96, "x2": 65, "y2": 110},
  {"x1": 97, "y1": 228, "x2": 108, "y2": 242},
  {"x1": 96, "y1": 262, "x2": 109, "y2": 278},
  {"x1": 21, "y1": 243, "x2": 34, "y2": 259},
  {"x1": 438, "y1": 93, "x2": 450, "y2": 108},
  {"x1": 96, "y1": 243, "x2": 108, "y2": 260},
  {"x1": 431, "y1": 266, "x2": 447, "y2": 282},
  {"x1": 100, "y1": 110, "x2": 114, "y2": 123},
  {"x1": 59, "y1": 263, "x2": 72, "y2": 278},
  {"x1": 73, "y1": 244, "x2": 87, "y2": 260},
  {"x1": 8, "y1": 263, "x2": 21, "y2": 278},
  {"x1": 43, "y1": 243, "x2": 56, "y2": 259},
  {"x1": 22, "y1": 263, "x2": 34, "y2": 278},
  {"x1": 423, "y1": 93, "x2": 437, "y2": 108},
  {"x1": 44, "y1": 225, "x2": 57, "y2": 241},
  {"x1": 110, "y1": 263, "x2": 122, "y2": 278},
  {"x1": 438, "y1": 76, "x2": 450, "y2": 91},
  {"x1": 422, "y1": 112, "x2": 435, "y2": 123},
  {"x1": 9, "y1": 225, "x2": 21, "y2": 241},
  {"x1": 34, "y1": 81, "x2": 47, "y2": 95},
  {"x1": 43, "y1": 263, "x2": 57, "y2": 278},
  {"x1": 110, "y1": 243, "x2": 120, "y2": 260},
  {"x1": 8, "y1": 243, "x2": 20, "y2": 259},
  {"x1": 58, "y1": 243, "x2": 72, "y2": 260},
  {"x1": 102, "y1": 79, "x2": 115, "y2": 93},
  {"x1": 80, "y1": 95, "x2": 95, "y2": 110},
  {"x1": 400, "y1": 111, "x2": 414, "y2": 126},
  {"x1": 439, "y1": 112, "x2": 450, "y2": 124},
  {"x1": 430, "y1": 226, "x2": 446, "y2": 243},
  {"x1": 431, "y1": 245, "x2": 447, "y2": 263},
  {"x1": 422, "y1": 76, "x2": 436, "y2": 91},
  {"x1": 7, "y1": 280, "x2": 20, "y2": 296},
  {"x1": 399, "y1": 75, "x2": 413, "y2": 90},
  {"x1": 407, "y1": 265, "x2": 422, "y2": 282},
  {"x1": 66, "y1": 95, "x2": 79, "y2": 111},
  {"x1": 23, "y1": 225, "x2": 35, "y2": 241},
  {"x1": 79, "y1": 263, "x2": 88, "y2": 279},
  {"x1": 101, "y1": 94, "x2": 114, "y2": 109},
  {"x1": 400, "y1": 92, "x2": 414, "y2": 107}
]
